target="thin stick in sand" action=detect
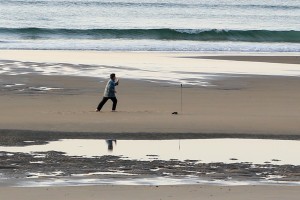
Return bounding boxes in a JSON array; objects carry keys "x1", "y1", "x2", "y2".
[{"x1": 181, "y1": 84, "x2": 183, "y2": 114}]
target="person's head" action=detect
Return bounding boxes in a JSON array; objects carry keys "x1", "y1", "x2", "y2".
[{"x1": 110, "y1": 73, "x2": 116, "y2": 80}]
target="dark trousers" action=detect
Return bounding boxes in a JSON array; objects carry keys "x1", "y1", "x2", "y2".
[{"x1": 97, "y1": 97, "x2": 118, "y2": 111}]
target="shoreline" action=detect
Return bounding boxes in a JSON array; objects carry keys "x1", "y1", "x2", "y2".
[
  {"x1": 1, "y1": 50, "x2": 300, "y2": 64},
  {"x1": 1, "y1": 50, "x2": 300, "y2": 87},
  {"x1": 184, "y1": 55, "x2": 300, "y2": 65}
]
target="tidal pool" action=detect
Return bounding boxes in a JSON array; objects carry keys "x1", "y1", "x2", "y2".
[{"x1": 1, "y1": 139, "x2": 299, "y2": 165}]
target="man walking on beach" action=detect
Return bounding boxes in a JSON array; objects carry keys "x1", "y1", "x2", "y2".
[{"x1": 96, "y1": 73, "x2": 119, "y2": 112}]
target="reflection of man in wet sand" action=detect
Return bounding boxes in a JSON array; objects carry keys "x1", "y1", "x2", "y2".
[
  {"x1": 106, "y1": 140, "x2": 117, "y2": 151},
  {"x1": 96, "y1": 73, "x2": 119, "y2": 112}
]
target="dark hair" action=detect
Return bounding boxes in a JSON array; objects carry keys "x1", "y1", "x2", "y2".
[{"x1": 110, "y1": 73, "x2": 116, "y2": 79}]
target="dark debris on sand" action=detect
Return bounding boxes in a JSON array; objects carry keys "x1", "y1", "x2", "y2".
[{"x1": 0, "y1": 151, "x2": 299, "y2": 183}]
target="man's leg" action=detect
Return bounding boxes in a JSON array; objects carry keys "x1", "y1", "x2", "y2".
[
  {"x1": 97, "y1": 97, "x2": 109, "y2": 111},
  {"x1": 110, "y1": 97, "x2": 118, "y2": 111}
]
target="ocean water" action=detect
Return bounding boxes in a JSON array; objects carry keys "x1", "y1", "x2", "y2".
[{"x1": 0, "y1": 0, "x2": 300, "y2": 52}]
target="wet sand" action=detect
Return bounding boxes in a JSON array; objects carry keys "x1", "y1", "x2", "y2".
[
  {"x1": 185, "y1": 55, "x2": 300, "y2": 65},
  {"x1": 0, "y1": 73, "x2": 300, "y2": 135},
  {"x1": 1, "y1": 149, "x2": 300, "y2": 185},
  {"x1": 1, "y1": 185, "x2": 300, "y2": 200},
  {"x1": 0, "y1": 50, "x2": 299, "y2": 65}
]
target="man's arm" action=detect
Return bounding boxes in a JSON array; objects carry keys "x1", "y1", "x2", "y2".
[{"x1": 115, "y1": 79, "x2": 119, "y2": 86}]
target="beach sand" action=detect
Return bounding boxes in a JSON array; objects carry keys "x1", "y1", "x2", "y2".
[
  {"x1": 1, "y1": 185, "x2": 300, "y2": 200},
  {"x1": 1, "y1": 50, "x2": 300, "y2": 199},
  {"x1": 0, "y1": 73, "x2": 300, "y2": 136},
  {"x1": 185, "y1": 55, "x2": 300, "y2": 65}
]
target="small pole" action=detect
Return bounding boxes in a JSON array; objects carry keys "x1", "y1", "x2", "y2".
[
  {"x1": 180, "y1": 84, "x2": 183, "y2": 114},
  {"x1": 179, "y1": 84, "x2": 183, "y2": 149}
]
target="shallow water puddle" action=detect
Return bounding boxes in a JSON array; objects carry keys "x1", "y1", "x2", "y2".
[
  {"x1": 1, "y1": 139, "x2": 299, "y2": 165},
  {"x1": 18, "y1": 176, "x2": 298, "y2": 187}
]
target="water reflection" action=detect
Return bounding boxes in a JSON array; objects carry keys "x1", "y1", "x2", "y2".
[
  {"x1": 1, "y1": 139, "x2": 300, "y2": 165},
  {"x1": 106, "y1": 140, "x2": 117, "y2": 152}
]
